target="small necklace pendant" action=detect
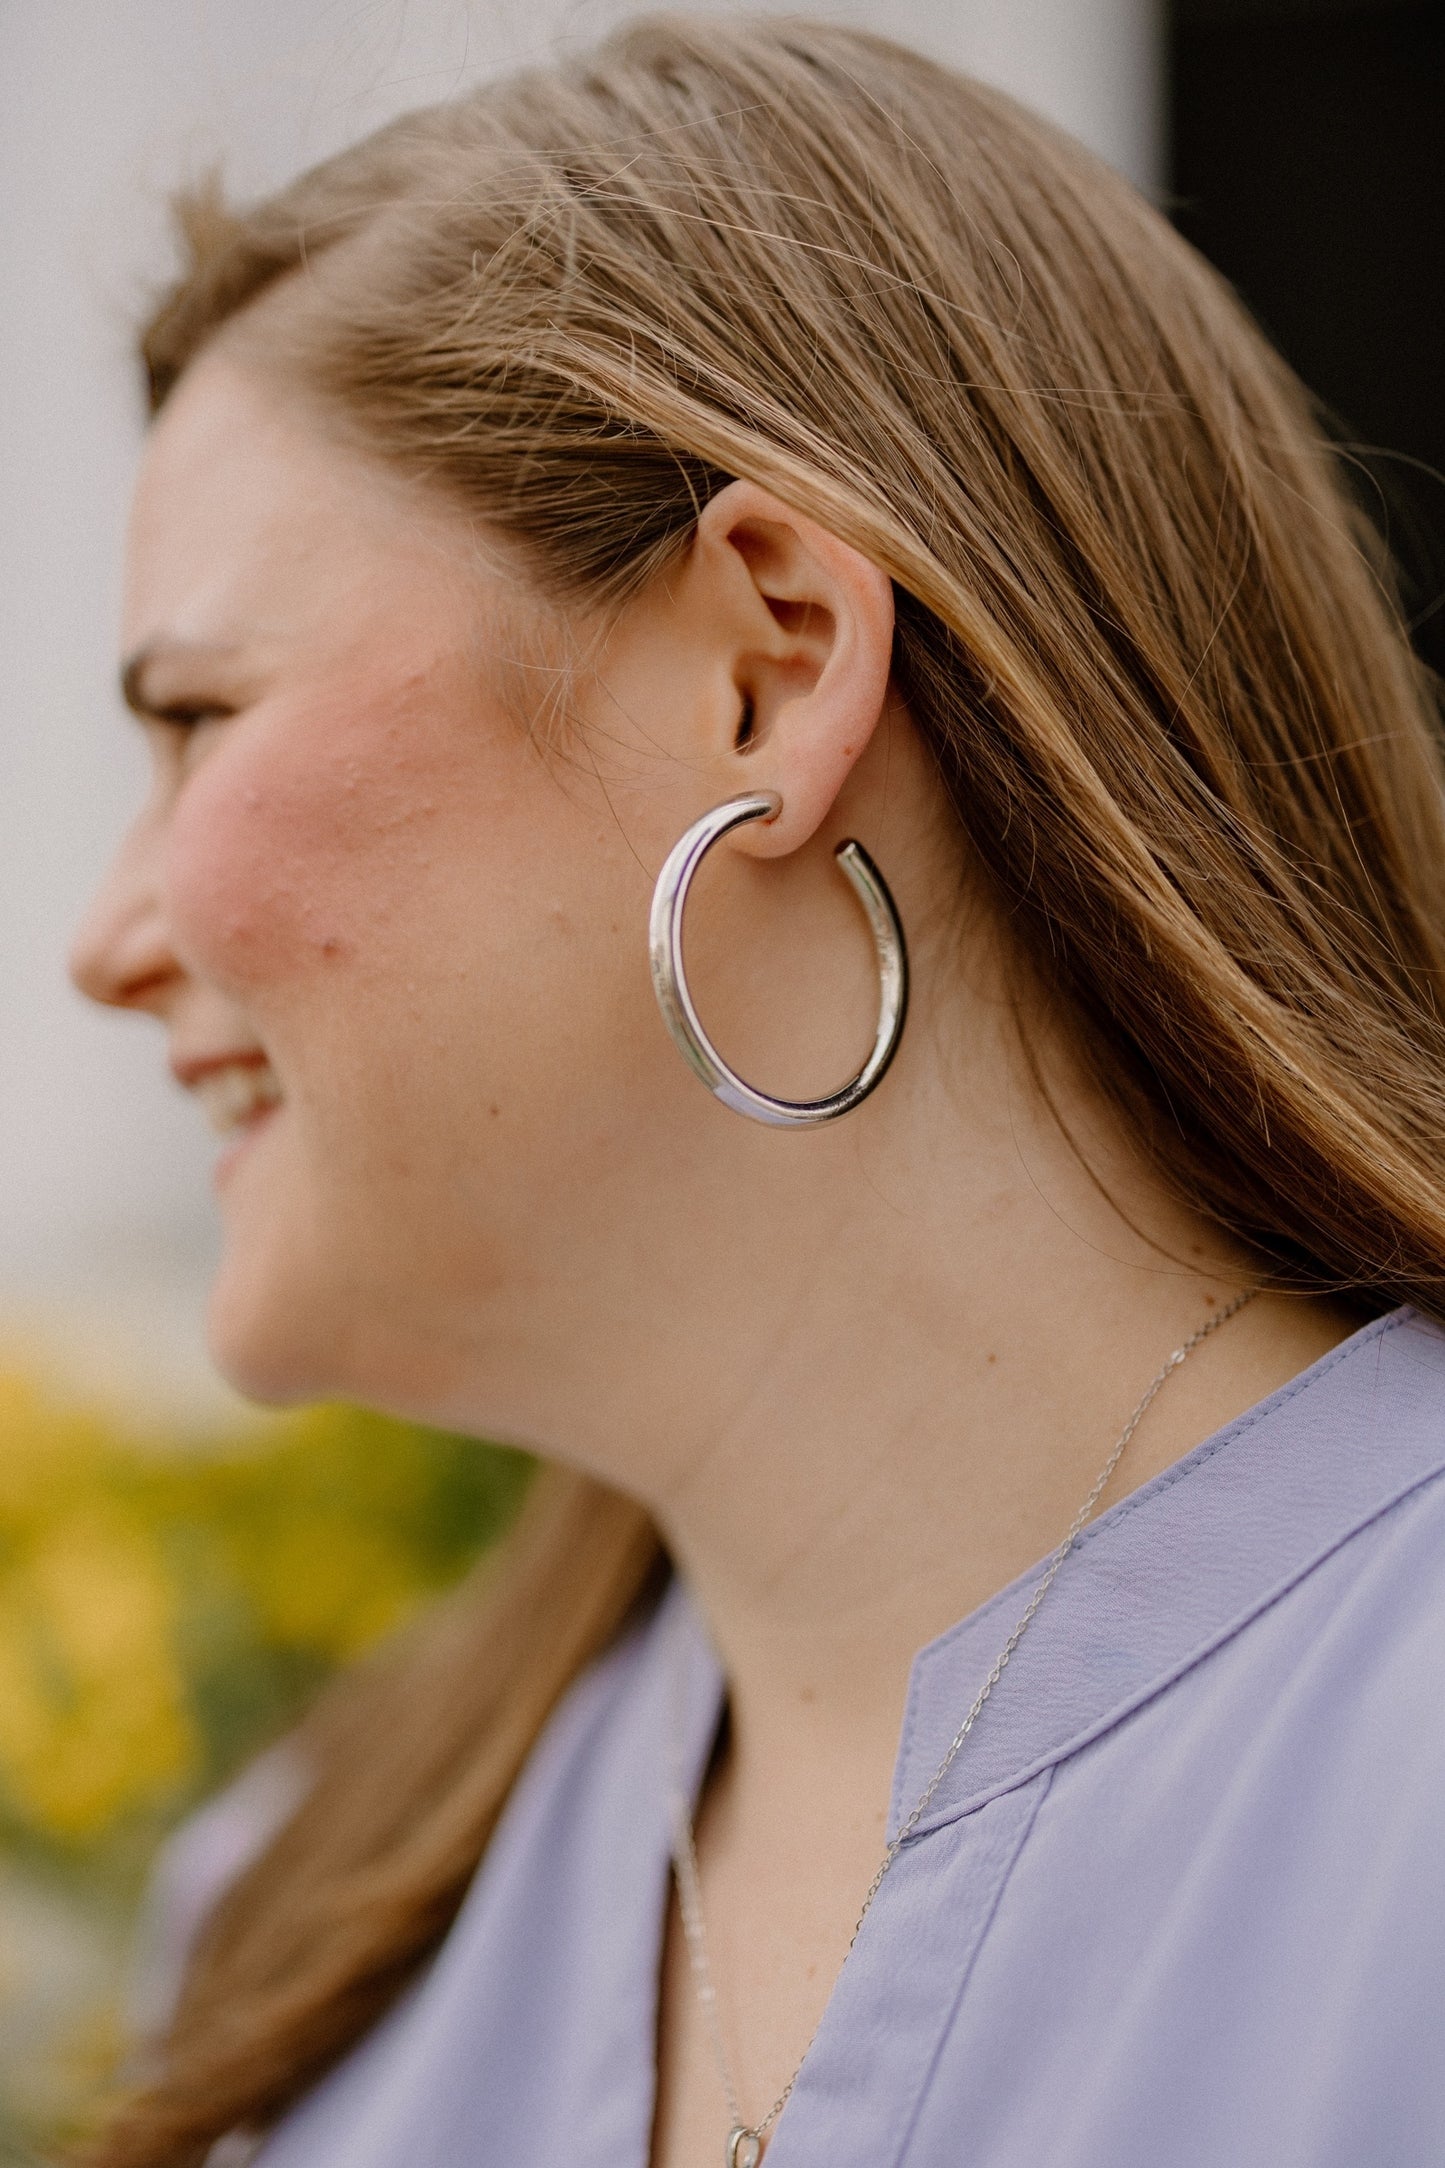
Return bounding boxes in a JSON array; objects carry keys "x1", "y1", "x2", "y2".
[{"x1": 726, "y1": 2128, "x2": 762, "y2": 2168}]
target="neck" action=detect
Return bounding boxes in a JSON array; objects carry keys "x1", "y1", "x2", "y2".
[{"x1": 643, "y1": 1041, "x2": 1354, "y2": 1832}]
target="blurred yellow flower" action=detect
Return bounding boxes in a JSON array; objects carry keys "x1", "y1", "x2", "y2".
[
  {"x1": 0, "y1": 1506, "x2": 197, "y2": 1841},
  {"x1": 0, "y1": 1348, "x2": 529, "y2": 2147}
]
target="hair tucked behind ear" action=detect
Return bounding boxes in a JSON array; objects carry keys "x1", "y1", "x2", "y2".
[{"x1": 93, "y1": 13, "x2": 1445, "y2": 2161}]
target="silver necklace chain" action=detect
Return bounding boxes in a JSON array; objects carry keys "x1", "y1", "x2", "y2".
[{"x1": 667, "y1": 1289, "x2": 1258, "y2": 2168}]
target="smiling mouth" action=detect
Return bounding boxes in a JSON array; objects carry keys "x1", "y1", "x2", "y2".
[{"x1": 189, "y1": 1059, "x2": 284, "y2": 1137}]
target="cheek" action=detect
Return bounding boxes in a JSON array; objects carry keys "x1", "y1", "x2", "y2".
[
  {"x1": 160, "y1": 684, "x2": 640, "y2": 1126},
  {"x1": 164, "y1": 696, "x2": 465, "y2": 996}
]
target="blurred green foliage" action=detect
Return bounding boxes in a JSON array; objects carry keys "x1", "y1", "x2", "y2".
[{"x1": 0, "y1": 1355, "x2": 529, "y2": 2156}]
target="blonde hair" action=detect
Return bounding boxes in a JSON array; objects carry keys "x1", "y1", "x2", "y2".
[{"x1": 94, "y1": 15, "x2": 1445, "y2": 2161}]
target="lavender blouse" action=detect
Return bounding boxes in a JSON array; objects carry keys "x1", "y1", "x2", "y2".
[{"x1": 194, "y1": 1306, "x2": 1445, "y2": 2165}]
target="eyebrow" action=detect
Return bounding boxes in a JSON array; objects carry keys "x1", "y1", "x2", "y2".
[{"x1": 119, "y1": 640, "x2": 236, "y2": 718}]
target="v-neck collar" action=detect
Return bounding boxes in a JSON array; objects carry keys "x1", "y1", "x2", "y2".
[{"x1": 886, "y1": 1305, "x2": 1445, "y2": 1840}]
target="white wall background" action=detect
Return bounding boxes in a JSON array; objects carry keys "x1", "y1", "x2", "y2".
[{"x1": 0, "y1": 0, "x2": 1161, "y2": 1410}]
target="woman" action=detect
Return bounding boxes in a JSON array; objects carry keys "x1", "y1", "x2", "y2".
[{"x1": 72, "y1": 15, "x2": 1445, "y2": 2166}]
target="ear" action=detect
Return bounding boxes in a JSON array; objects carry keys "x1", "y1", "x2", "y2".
[{"x1": 687, "y1": 479, "x2": 895, "y2": 858}]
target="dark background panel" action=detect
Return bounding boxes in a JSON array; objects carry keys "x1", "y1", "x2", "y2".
[{"x1": 1170, "y1": 0, "x2": 1445, "y2": 674}]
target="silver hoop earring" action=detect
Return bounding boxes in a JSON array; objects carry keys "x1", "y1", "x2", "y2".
[{"x1": 648, "y1": 791, "x2": 909, "y2": 1127}]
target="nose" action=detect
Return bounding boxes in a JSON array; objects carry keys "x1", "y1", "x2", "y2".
[{"x1": 69, "y1": 804, "x2": 184, "y2": 1016}]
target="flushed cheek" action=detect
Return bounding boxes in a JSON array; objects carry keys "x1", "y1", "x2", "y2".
[
  {"x1": 162, "y1": 676, "x2": 654, "y2": 1239},
  {"x1": 163, "y1": 691, "x2": 474, "y2": 1000},
  {"x1": 159, "y1": 678, "x2": 607, "y2": 1188}
]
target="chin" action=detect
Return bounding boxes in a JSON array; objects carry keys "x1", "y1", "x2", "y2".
[
  {"x1": 202, "y1": 1207, "x2": 362, "y2": 1406},
  {"x1": 205, "y1": 1128, "x2": 372, "y2": 1405},
  {"x1": 202, "y1": 1144, "x2": 515, "y2": 1428},
  {"x1": 203, "y1": 1227, "x2": 465, "y2": 1424},
  {"x1": 205, "y1": 1272, "x2": 342, "y2": 1408}
]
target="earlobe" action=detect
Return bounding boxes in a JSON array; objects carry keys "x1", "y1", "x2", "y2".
[{"x1": 693, "y1": 480, "x2": 896, "y2": 859}]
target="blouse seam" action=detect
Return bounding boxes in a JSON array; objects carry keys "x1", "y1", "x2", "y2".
[{"x1": 888, "y1": 1765, "x2": 1056, "y2": 2168}]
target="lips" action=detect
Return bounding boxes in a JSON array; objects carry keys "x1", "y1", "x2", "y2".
[{"x1": 173, "y1": 1051, "x2": 283, "y2": 1137}]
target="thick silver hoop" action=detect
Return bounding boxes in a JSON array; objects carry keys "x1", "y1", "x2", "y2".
[{"x1": 648, "y1": 791, "x2": 909, "y2": 1127}]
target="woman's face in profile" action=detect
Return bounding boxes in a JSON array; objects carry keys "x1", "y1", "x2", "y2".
[{"x1": 71, "y1": 353, "x2": 719, "y2": 1430}]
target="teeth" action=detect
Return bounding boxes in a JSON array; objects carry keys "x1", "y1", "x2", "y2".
[{"x1": 193, "y1": 1062, "x2": 283, "y2": 1137}]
